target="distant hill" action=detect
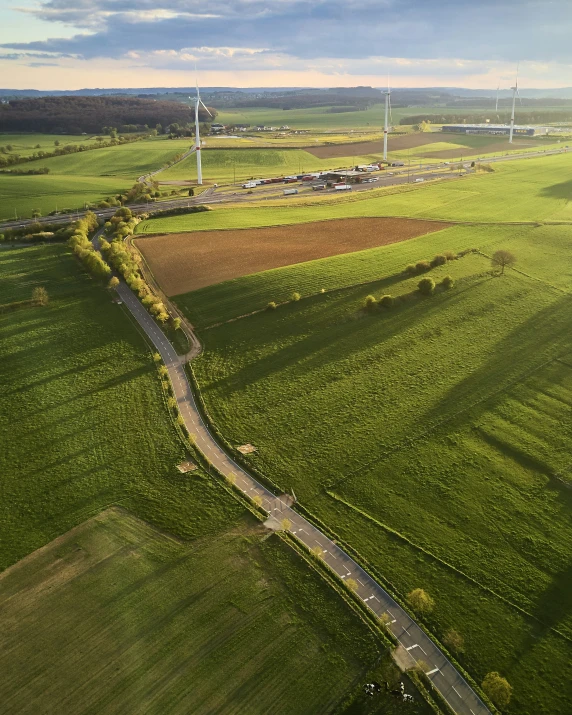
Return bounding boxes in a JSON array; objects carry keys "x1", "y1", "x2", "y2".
[{"x1": 0, "y1": 95, "x2": 215, "y2": 134}]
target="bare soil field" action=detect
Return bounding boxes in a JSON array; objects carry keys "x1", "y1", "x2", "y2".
[
  {"x1": 305, "y1": 134, "x2": 443, "y2": 159},
  {"x1": 135, "y1": 217, "x2": 451, "y2": 296},
  {"x1": 421, "y1": 139, "x2": 539, "y2": 159}
]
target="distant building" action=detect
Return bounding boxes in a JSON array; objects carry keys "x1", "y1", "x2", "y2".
[
  {"x1": 210, "y1": 123, "x2": 226, "y2": 134},
  {"x1": 442, "y1": 124, "x2": 547, "y2": 137}
]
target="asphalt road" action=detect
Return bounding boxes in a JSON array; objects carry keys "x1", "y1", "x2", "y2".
[{"x1": 104, "y1": 246, "x2": 491, "y2": 715}]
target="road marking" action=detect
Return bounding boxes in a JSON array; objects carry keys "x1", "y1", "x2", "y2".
[
  {"x1": 406, "y1": 644, "x2": 419, "y2": 652},
  {"x1": 426, "y1": 668, "x2": 440, "y2": 676},
  {"x1": 452, "y1": 686, "x2": 461, "y2": 697}
]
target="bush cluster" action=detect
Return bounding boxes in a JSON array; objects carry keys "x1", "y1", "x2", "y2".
[
  {"x1": 67, "y1": 211, "x2": 111, "y2": 280},
  {"x1": 404, "y1": 251, "x2": 457, "y2": 275}
]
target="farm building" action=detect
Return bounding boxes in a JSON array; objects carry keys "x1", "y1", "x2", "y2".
[{"x1": 441, "y1": 124, "x2": 547, "y2": 137}]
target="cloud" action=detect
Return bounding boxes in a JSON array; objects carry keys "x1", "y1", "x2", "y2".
[{"x1": 3, "y1": 0, "x2": 572, "y2": 79}]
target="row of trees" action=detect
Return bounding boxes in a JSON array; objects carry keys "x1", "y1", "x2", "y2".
[{"x1": 68, "y1": 212, "x2": 111, "y2": 280}]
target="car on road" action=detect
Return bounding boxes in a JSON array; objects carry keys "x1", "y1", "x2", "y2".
[{"x1": 414, "y1": 178, "x2": 425, "y2": 183}]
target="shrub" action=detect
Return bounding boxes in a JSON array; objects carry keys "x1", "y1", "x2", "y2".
[
  {"x1": 441, "y1": 275, "x2": 454, "y2": 289},
  {"x1": 267, "y1": 301, "x2": 277, "y2": 310},
  {"x1": 364, "y1": 294, "x2": 377, "y2": 311},
  {"x1": 379, "y1": 294, "x2": 394, "y2": 308},
  {"x1": 443, "y1": 629, "x2": 464, "y2": 653},
  {"x1": 430, "y1": 254, "x2": 447, "y2": 267},
  {"x1": 482, "y1": 672, "x2": 512, "y2": 708},
  {"x1": 291, "y1": 291, "x2": 301, "y2": 302},
  {"x1": 108, "y1": 276, "x2": 120, "y2": 290},
  {"x1": 443, "y1": 250, "x2": 456, "y2": 261},
  {"x1": 415, "y1": 260, "x2": 431, "y2": 273},
  {"x1": 404, "y1": 263, "x2": 417, "y2": 275},
  {"x1": 32, "y1": 286, "x2": 49, "y2": 306},
  {"x1": 407, "y1": 588, "x2": 435, "y2": 614},
  {"x1": 417, "y1": 277, "x2": 435, "y2": 295}
]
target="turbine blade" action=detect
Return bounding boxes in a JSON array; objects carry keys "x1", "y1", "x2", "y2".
[{"x1": 200, "y1": 100, "x2": 213, "y2": 118}]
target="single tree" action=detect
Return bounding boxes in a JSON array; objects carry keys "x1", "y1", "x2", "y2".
[
  {"x1": 108, "y1": 276, "x2": 120, "y2": 290},
  {"x1": 364, "y1": 294, "x2": 377, "y2": 311},
  {"x1": 188, "y1": 188, "x2": 194, "y2": 197},
  {"x1": 280, "y1": 518, "x2": 292, "y2": 531},
  {"x1": 441, "y1": 275, "x2": 454, "y2": 290},
  {"x1": 379, "y1": 294, "x2": 394, "y2": 308},
  {"x1": 482, "y1": 672, "x2": 512, "y2": 708},
  {"x1": 158, "y1": 365, "x2": 168, "y2": 377},
  {"x1": 172, "y1": 317, "x2": 181, "y2": 330},
  {"x1": 152, "y1": 352, "x2": 161, "y2": 362},
  {"x1": 267, "y1": 301, "x2": 277, "y2": 310},
  {"x1": 291, "y1": 291, "x2": 301, "y2": 302},
  {"x1": 32, "y1": 286, "x2": 49, "y2": 306},
  {"x1": 312, "y1": 545, "x2": 324, "y2": 559},
  {"x1": 407, "y1": 588, "x2": 435, "y2": 614},
  {"x1": 167, "y1": 397, "x2": 177, "y2": 409},
  {"x1": 491, "y1": 250, "x2": 516, "y2": 275}
]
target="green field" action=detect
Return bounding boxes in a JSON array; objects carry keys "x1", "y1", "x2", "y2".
[
  {"x1": 0, "y1": 132, "x2": 102, "y2": 157},
  {"x1": 184, "y1": 216, "x2": 572, "y2": 714},
  {"x1": 21, "y1": 136, "x2": 184, "y2": 178},
  {"x1": 0, "y1": 242, "x2": 421, "y2": 713},
  {"x1": 0, "y1": 508, "x2": 392, "y2": 714},
  {"x1": 0, "y1": 174, "x2": 130, "y2": 220},
  {"x1": 137, "y1": 151, "x2": 572, "y2": 235}
]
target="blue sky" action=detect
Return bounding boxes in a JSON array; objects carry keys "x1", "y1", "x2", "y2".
[{"x1": 0, "y1": 0, "x2": 571, "y2": 89}]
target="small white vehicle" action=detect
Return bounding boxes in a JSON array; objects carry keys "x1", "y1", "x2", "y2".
[
  {"x1": 414, "y1": 178, "x2": 425, "y2": 183},
  {"x1": 242, "y1": 182, "x2": 256, "y2": 189},
  {"x1": 334, "y1": 184, "x2": 352, "y2": 191},
  {"x1": 283, "y1": 188, "x2": 299, "y2": 195}
]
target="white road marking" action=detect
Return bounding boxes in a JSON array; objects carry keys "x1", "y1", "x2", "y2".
[
  {"x1": 426, "y1": 668, "x2": 440, "y2": 676},
  {"x1": 452, "y1": 686, "x2": 461, "y2": 697},
  {"x1": 406, "y1": 644, "x2": 419, "y2": 651}
]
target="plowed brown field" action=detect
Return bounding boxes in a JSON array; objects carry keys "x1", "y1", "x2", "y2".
[{"x1": 135, "y1": 217, "x2": 451, "y2": 296}]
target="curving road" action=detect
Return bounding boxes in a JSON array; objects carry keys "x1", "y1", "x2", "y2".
[{"x1": 105, "y1": 247, "x2": 491, "y2": 715}]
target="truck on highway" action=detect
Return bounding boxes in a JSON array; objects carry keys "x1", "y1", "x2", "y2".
[
  {"x1": 283, "y1": 188, "x2": 299, "y2": 195},
  {"x1": 242, "y1": 182, "x2": 256, "y2": 189},
  {"x1": 334, "y1": 184, "x2": 352, "y2": 191}
]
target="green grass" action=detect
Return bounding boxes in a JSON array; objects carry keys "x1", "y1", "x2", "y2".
[
  {"x1": 0, "y1": 507, "x2": 385, "y2": 714},
  {"x1": 22, "y1": 136, "x2": 184, "y2": 179},
  {"x1": 188, "y1": 223, "x2": 572, "y2": 714},
  {"x1": 0, "y1": 174, "x2": 129, "y2": 220},
  {"x1": 137, "y1": 151, "x2": 572, "y2": 235},
  {"x1": 0, "y1": 132, "x2": 102, "y2": 157}
]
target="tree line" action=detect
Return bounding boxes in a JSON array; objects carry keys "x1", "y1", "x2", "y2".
[
  {"x1": 401, "y1": 110, "x2": 572, "y2": 125},
  {"x1": 0, "y1": 96, "x2": 215, "y2": 134}
]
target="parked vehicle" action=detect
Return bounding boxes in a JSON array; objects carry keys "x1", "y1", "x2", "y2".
[
  {"x1": 414, "y1": 178, "x2": 425, "y2": 183},
  {"x1": 242, "y1": 182, "x2": 256, "y2": 189},
  {"x1": 284, "y1": 178, "x2": 297, "y2": 184},
  {"x1": 312, "y1": 184, "x2": 326, "y2": 190},
  {"x1": 334, "y1": 184, "x2": 352, "y2": 191},
  {"x1": 283, "y1": 188, "x2": 299, "y2": 195},
  {"x1": 390, "y1": 162, "x2": 405, "y2": 167}
]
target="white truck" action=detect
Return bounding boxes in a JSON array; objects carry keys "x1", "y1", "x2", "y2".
[
  {"x1": 283, "y1": 188, "x2": 299, "y2": 195},
  {"x1": 334, "y1": 184, "x2": 352, "y2": 191},
  {"x1": 242, "y1": 182, "x2": 256, "y2": 189}
]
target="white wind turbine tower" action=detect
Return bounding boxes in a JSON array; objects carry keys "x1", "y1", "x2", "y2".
[
  {"x1": 191, "y1": 81, "x2": 212, "y2": 185},
  {"x1": 382, "y1": 81, "x2": 392, "y2": 161},
  {"x1": 495, "y1": 83, "x2": 500, "y2": 112},
  {"x1": 508, "y1": 66, "x2": 521, "y2": 144}
]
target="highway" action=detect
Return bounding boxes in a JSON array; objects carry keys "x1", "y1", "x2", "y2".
[
  {"x1": 94, "y1": 232, "x2": 492, "y2": 715},
  {"x1": 2, "y1": 144, "x2": 569, "y2": 233}
]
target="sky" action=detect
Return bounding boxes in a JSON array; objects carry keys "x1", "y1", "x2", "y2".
[{"x1": 0, "y1": 0, "x2": 571, "y2": 90}]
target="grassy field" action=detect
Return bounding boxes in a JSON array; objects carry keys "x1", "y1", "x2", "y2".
[
  {"x1": 21, "y1": 136, "x2": 184, "y2": 178},
  {"x1": 215, "y1": 103, "x2": 572, "y2": 131},
  {"x1": 0, "y1": 174, "x2": 129, "y2": 220},
  {"x1": 137, "y1": 151, "x2": 572, "y2": 235},
  {"x1": 187, "y1": 221, "x2": 572, "y2": 714},
  {"x1": 0, "y1": 507, "x2": 394, "y2": 715},
  {"x1": 0, "y1": 242, "x2": 423, "y2": 713},
  {"x1": 0, "y1": 132, "x2": 102, "y2": 157}
]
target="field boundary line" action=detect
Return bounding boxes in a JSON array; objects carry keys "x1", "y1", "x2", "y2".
[{"x1": 325, "y1": 490, "x2": 572, "y2": 644}]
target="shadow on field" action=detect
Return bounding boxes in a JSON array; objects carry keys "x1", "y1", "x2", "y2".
[
  {"x1": 539, "y1": 179, "x2": 572, "y2": 201},
  {"x1": 204, "y1": 274, "x2": 492, "y2": 396},
  {"x1": 422, "y1": 294, "x2": 572, "y2": 440}
]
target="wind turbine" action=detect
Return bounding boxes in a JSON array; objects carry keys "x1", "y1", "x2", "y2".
[
  {"x1": 191, "y1": 81, "x2": 212, "y2": 185},
  {"x1": 382, "y1": 81, "x2": 392, "y2": 161},
  {"x1": 508, "y1": 66, "x2": 521, "y2": 144},
  {"x1": 495, "y1": 83, "x2": 500, "y2": 112}
]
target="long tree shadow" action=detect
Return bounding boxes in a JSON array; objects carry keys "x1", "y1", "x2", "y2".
[{"x1": 202, "y1": 274, "x2": 493, "y2": 398}]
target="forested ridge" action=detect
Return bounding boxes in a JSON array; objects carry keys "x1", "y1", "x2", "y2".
[{"x1": 0, "y1": 96, "x2": 216, "y2": 134}]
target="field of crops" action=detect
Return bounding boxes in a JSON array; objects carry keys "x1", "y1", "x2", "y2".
[
  {"x1": 137, "y1": 151, "x2": 572, "y2": 236},
  {"x1": 187, "y1": 221, "x2": 572, "y2": 714},
  {"x1": 0, "y1": 508, "x2": 387, "y2": 714}
]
